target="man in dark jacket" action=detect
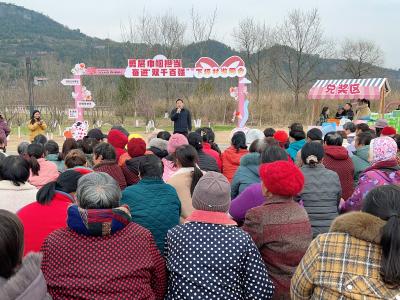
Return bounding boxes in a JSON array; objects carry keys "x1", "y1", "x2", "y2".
[{"x1": 170, "y1": 99, "x2": 192, "y2": 135}]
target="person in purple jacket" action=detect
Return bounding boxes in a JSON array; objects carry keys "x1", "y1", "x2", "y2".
[{"x1": 229, "y1": 146, "x2": 289, "y2": 224}]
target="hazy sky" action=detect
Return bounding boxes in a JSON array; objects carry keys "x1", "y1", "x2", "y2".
[{"x1": 5, "y1": 0, "x2": 400, "y2": 69}]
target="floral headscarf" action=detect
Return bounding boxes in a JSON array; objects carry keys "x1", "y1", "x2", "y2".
[{"x1": 369, "y1": 136, "x2": 398, "y2": 165}]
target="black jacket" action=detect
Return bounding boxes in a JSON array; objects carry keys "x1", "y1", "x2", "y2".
[
  {"x1": 171, "y1": 108, "x2": 192, "y2": 133},
  {"x1": 197, "y1": 150, "x2": 220, "y2": 172}
]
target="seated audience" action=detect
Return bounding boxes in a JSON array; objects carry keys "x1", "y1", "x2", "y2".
[
  {"x1": 111, "y1": 125, "x2": 129, "y2": 137},
  {"x1": 93, "y1": 143, "x2": 127, "y2": 190},
  {"x1": 121, "y1": 155, "x2": 180, "y2": 253},
  {"x1": 107, "y1": 129, "x2": 128, "y2": 161},
  {"x1": 292, "y1": 185, "x2": 400, "y2": 299},
  {"x1": 231, "y1": 139, "x2": 267, "y2": 198},
  {"x1": 221, "y1": 131, "x2": 248, "y2": 182},
  {"x1": 27, "y1": 144, "x2": 59, "y2": 189},
  {"x1": 0, "y1": 209, "x2": 51, "y2": 299},
  {"x1": 0, "y1": 156, "x2": 37, "y2": 213},
  {"x1": 86, "y1": 128, "x2": 107, "y2": 142},
  {"x1": 195, "y1": 127, "x2": 222, "y2": 170},
  {"x1": 80, "y1": 137, "x2": 98, "y2": 167},
  {"x1": 157, "y1": 131, "x2": 171, "y2": 141},
  {"x1": 118, "y1": 137, "x2": 146, "y2": 167},
  {"x1": 167, "y1": 145, "x2": 204, "y2": 223},
  {"x1": 64, "y1": 149, "x2": 92, "y2": 174},
  {"x1": 264, "y1": 127, "x2": 276, "y2": 138},
  {"x1": 32, "y1": 134, "x2": 48, "y2": 146},
  {"x1": 273, "y1": 130, "x2": 289, "y2": 149},
  {"x1": 394, "y1": 134, "x2": 400, "y2": 164},
  {"x1": 188, "y1": 132, "x2": 219, "y2": 172},
  {"x1": 286, "y1": 123, "x2": 306, "y2": 161},
  {"x1": 299, "y1": 142, "x2": 341, "y2": 238},
  {"x1": 295, "y1": 128, "x2": 323, "y2": 167},
  {"x1": 229, "y1": 146, "x2": 288, "y2": 223},
  {"x1": 165, "y1": 172, "x2": 275, "y2": 299},
  {"x1": 18, "y1": 170, "x2": 83, "y2": 255},
  {"x1": 162, "y1": 133, "x2": 188, "y2": 181},
  {"x1": 375, "y1": 119, "x2": 388, "y2": 137},
  {"x1": 352, "y1": 131, "x2": 373, "y2": 184},
  {"x1": 44, "y1": 140, "x2": 63, "y2": 172},
  {"x1": 147, "y1": 137, "x2": 169, "y2": 159},
  {"x1": 381, "y1": 126, "x2": 397, "y2": 137},
  {"x1": 58, "y1": 138, "x2": 78, "y2": 172},
  {"x1": 245, "y1": 128, "x2": 264, "y2": 147},
  {"x1": 322, "y1": 132, "x2": 354, "y2": 200},
  {"x1": 41, "y1": 172, "x2": 166, "y2": 299},
  {"x1": 342, "y1": 136, "x2": 400, "y2": 212},
  {"x1": 17, "y1": 141, "x2": 30, "y2": 159},
  {"x1": 243, "y1": 161, "x2": 312, "y2": 299}
]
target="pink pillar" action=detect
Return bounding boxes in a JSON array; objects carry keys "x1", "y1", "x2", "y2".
[
  {"x1": 73, "y1": 74, "x2": 84, "y2": 122},
  {"x1": 237, "y1": 77, "x2": 245, "y2": 128}
]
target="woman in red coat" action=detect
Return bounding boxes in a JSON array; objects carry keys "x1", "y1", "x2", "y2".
[
  {"x1": 41, "y1": 172, "x2": 166, "y2": 300},
  {"x1": 322, "y1": 132, "x2": 355, "y2": 200},
  {"x1": 18, "y1": 170, "x2": 83, "y2": 255},
  {"x1": 221, "y1": 131, "x2": 248, "y2": 182}
]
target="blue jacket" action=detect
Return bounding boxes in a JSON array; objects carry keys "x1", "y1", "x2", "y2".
[
  {"x1": 170, "y1": 108, "x2": 192, "y2": 133},
  {"x1": 121, "y1": 178, "x2": 181, "y2": 253},
  {"x1": 286, "y1": 139, "x2": 306, "y2": 161},
  {"x1": 231, "y1": 153, "x2": 261, "y2": 198}
]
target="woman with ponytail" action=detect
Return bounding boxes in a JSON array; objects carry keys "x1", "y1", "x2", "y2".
[
  {"x1": 18, "y1": 170, "x2": 83, "y2": 255},
  {"x1": 27, "y1": 143, "x2": 58, "y2": 189},
  {"x1": 292, "y1": 185, "x2": 400, "y2": 299},
  {"x1": 221, "y1": 131, "x2": 248, "y2": 182},
  {"x1": 299, "y1": 142, "x2": 342, "y2": 238},
  {"x1": 167, "y1": 145, "x2": 205, "y2": 223}
]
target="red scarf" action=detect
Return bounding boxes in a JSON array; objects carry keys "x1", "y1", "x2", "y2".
[{"x1": 186, "y1": 210, "x2": 237, "y2": 226}]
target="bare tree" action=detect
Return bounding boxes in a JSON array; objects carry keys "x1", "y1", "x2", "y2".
[
  {"x1": 340, "y1": 39, "x2": 384, "y2": 78},
  {"x1": 233, "y1": 18, "x2": 272, "y2": 103},
  {"x1": 190, "y1": 6, "x2": 217, "y2": 48},
  {"x1": 271, "y1": 9, "x2": 331, "y2": 104}
]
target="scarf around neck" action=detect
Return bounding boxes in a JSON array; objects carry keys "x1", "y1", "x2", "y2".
[{"x1": 67, "y1": 204, "x2": 132, "y2": 236}]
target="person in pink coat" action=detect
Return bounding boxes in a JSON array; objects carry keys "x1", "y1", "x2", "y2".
[
  {"x1": 27, "y1": 144, "x2": 59, "y2": 189},
  {"x1": 162, "y1": 133, "x2": 189, "y2": 181}
]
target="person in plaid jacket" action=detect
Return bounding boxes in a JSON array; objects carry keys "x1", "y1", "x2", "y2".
[{"x1": 291, "y1": 185, "x2": 400, "y2": 299}]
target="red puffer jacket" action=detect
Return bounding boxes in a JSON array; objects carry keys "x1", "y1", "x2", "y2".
[
  {"x1": 323, "y1": 145, "x2": 355, "y2": 200},
  {"x1": 221, "y1": 146, "x2": 249, "y2": 182}
]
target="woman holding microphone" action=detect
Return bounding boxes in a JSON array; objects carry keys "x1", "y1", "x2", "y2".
[{"x1": 28, "y1": 110, "x2": 47, "y2": 142}]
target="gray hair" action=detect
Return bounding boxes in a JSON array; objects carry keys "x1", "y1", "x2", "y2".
[
  {"x1": 76, "y1": 172, "x2": 121, "y2": 209},
  {"x1": 17, "y1": 142, "x2": 30, "y2": 155}
]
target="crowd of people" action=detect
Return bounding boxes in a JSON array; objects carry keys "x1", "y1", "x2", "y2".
[{"x1": 1, "y1": 106, "x2": 400, "y2": 299}]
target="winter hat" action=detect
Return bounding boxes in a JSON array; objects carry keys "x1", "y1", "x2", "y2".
[
  {"x1": 167, "y1": 133, "x2": 188, "y2": 154},
  {"x1": 259, "y1": 161, "x2": 304, "y2": 197},
  {"x1": 307, "y1": 128, "x2": 323, "y2": 141},
  {"x1": 381, "y1": 126, "x2": 397, "y2": 137},
  {"x1": 273, "y1": 130, "x2": 289, "y2": 143},
  {"x1": 369, "y1": 136, "x2": 398, "y2": 164},
  {"x1": 107, "y1": 129, "x2": 128, "y2": 149},
  {"x1": 86, "y1": 128, "x2": 107, "y2": 141},
  {"x1": 149, "y1": 138, "x2": 168, "y2": 152},
  {"x1": 127, "y1": 138, "x2": 146, "y2": 158},
  {"x1": 375, "y1": 119, "x2": 388, "y2": 129},
  {"x1": 128, "y1": 133, "x2": 143, "y2": 140},
  {"x1": 245, "y1": 129, "x2": 264, "y2": 146},
  {"x1": 192, "y1": 172, "x2": 231, "y2": 213}
]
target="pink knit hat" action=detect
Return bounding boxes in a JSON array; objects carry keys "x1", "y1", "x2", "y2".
[
  {"x1": 167, "y1": 133, "x2": 188, "y2": 154},
  {"x1": 369, "y1": 136, "x2": 398, "y2": 164}
]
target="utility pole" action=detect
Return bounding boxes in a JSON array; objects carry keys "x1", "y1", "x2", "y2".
[{"x1": 26, "y1": 57, "x2": 35, "y2": 115}]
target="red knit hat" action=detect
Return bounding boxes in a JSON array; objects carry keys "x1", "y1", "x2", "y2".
[
  {"x1": 273, "y1": 130, "x2": 289, "y2": 143},
  {"x1": 107, "y1": 129, "x2": 128, "y2": 149},
  {"x1": 381, "y1": 126, "x2": 397, "y2": 136},
  {"x1": 127, "y1": 138, "x2": 146, "y2": 158},
  {"x1": 259, "y1": 161, "x2": 304, "y2": 196}
]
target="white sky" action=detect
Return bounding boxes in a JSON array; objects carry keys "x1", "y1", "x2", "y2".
[{"x1": 5, "y1": 0, "x2": 400, "y2": 69}]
